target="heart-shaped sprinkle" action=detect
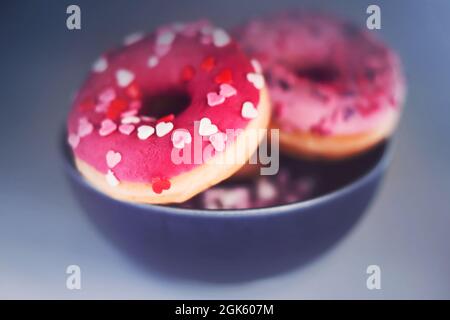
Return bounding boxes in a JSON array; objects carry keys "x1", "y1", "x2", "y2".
[
  {"x1": 116, "y1": 69, "x2": 135, "y2": 88},
  {"x1": 106, "y1": 98, "x2": 128, "y2": 120},
  {"x1": 171, "y1": 129, "x2": 192, "y2": 149},
  {"x1": 68, "y1": 134, "x2": 80, "y2": 149},
  {"x1": 78, "y1": 118, "x2": 94, "y2": 137},
  {"x1": 181, "y1": 65, "x2": 195, "y2": 81},
  {"x1": 207, "y1": 92, "x2": 225, "y2": 107},
  {"x1": 137, "y1": 125, "x2": 155, "y2": 140},
  {"x1": 78, "y1": 99, "x2": 95, "y2": 112},
  {"x1": 147, "y1": 55, "x2": 159, "y2": 68},
  {"x1": 118, "y1": 124, "x2": 135, "y2": 135},
  {"x1": 219, "y1": 83, "x2": 237, "y2": 98},
  {"x1": 212, "y1": 29, "x2": 231, "y2": 47},
  {"x1": 123, "y1": 32, "x2": 144, "y2": 46},
  {"x1": 125, "y1": 83, "x2": 141, "y2": 99},
  {"x1": 129, "y1": 100, "x2": 142, "y2": 110},
  {"x1": 156, "y1": 31, "x2": 175, "y2": 46},
  {"x1": 241, "y1": 101, "x2": 258, "y2": 119},
  {"x1": 99, "y1": 119, "x2": 117, "y2": 136},
  {"x1": 95, "y1": 101, "x2": 109, "y2": 113},
  {"x1": 106, "y1": 150, "x2": 122, "y2": 168},
  {"x1": 121, "y1": 109, "x2": 138, "y2": 118},
  {"x1": 140, "y1": 116, "x2": 156, "y2": 122},
  {"x1": 155, "y1": 44, "x2": 170, "y2": 56},
  {"x1": 199, "y1": 117, "x2": 218, "y2": 136},
  {"x1": 121, "y1": 116, "x2": 140, "y2": 124},
  {"x1": 214, "y1": 69, "x2": 233, "y2": 84},
  {"x1": 251, "y1": 59, "x2": 263, "y2": 74},
  {"x1": 200, "y1": 35, "x2": 212, "y2": 45},
  {"x1": 98, "y1": 88, "x2": 116, "y2": 103},
  {"x1": 92, "y1": 57, "x2": 108, "y2": 73},
  {"x1": 157, "y1": 114, "x2": 175, "y2": 123},
  {"x1": 201, "y1": 56, "x2": 215, "y2": 71},
  {"x1": 246, "y1": 72, "x2": 265, "y2": 90},
  {"x1": 156, "y1": 121, "x2": 174, "y2": 137},
  {"x1": 106, "y1": 170, "x2": 120, "y2": 187},
  {"x1": 209, "y1": 132, "x2": 227, "y2": 152},
  {"x1": 151, "y1": 177, "x2": 171, "y2": 194}
]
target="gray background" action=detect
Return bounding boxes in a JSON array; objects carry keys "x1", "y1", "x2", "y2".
[{"x1": 1, "y1": 0, "x2": 449, "y2": 299}]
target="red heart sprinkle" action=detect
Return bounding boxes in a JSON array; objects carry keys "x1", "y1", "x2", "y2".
[
  {"x1": 125, "y1": 83, "x2": 141, "y2": 99},
  {"x1": 78, "y1": 99, "x2": 95, "y2": 112},
  {"x1": 107, "y1": 98, "x2": 128, "y2": 120},
  {"x1": 152, "y1": 177, "x2": 171, "y2": 194},
  {"x1": 157, "y1": 114, "x2": 175, "y2": 123},
  {"x1": 201, "y1": 56, "x2": 215, "y2": 72},
  {"x1": 214, "y1": 68, "x2": 233, "y2": 84},
  {"x1": 181, "y1": 65, "x2": 195, "y2": 82}
]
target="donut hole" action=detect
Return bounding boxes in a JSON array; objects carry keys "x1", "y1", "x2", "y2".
[
  {"x1": 295, "y1": 65, "x2": 340, "y2": 83},
  {"x1": 139, "y1": 89, "x2": 191, "y2": 119}
]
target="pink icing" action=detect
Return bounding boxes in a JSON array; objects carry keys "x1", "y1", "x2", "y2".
[
  {"x1": 67, "y1": 21, "x2": 260, "y2": 184},
  {"x1": 235, "y1": 11, "x2": 405, "y2": 135}
]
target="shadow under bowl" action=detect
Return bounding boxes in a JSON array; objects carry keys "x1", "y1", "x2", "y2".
[{"x1": 62, "y1": 139, "x2": 391, "y2": 283}]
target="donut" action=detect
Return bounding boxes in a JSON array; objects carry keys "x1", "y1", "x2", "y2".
[
  {"x1": 235, "y1": 12, "x2": 406, "y2": 159},
  {"x1": 67, "y1": 20, "x2": 271, "y2": 204}
]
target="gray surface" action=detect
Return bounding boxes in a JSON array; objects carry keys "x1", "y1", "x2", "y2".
[{"x1": 1, "y1": 0, "x2": 449, "y2": 299}]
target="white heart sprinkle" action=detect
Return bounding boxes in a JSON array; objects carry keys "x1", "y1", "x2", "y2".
[
  {"x1": 156, "y1": 121, "x2": 174, "y2": 137},
  {"x1": 121, "y1": 116, "x2": 140, "y2": 124},
  {"x1": 209, "y1": 132, "x2": 227, "y2": 152},
  {"x1": 156, "y1": 31, "x2": 175, "y2": 46},
  {"x1": 171, "y1": 129, "x2": 192, "y2": 149},
  {"x1": 68, "y1": 134, "x2": 80, "y2": 149},
  {"x1": 246, "y1": 72, "x2": 265, "y2": 90},
  {"x1": 116, "y1": 69, "x2": 135, "y2": 87},
  {"x1": 241, "y1": 101, "x2": 258, "y2": 119},
  {"x1": 137, "y1": 125, "x2": 155, "y2": 140},
  {"x1": 123, "y1": 32, "x2": 144, "y2": 46},
  {"x1": 92, "y1": 57, "x2": 108, "y2": 73},
  {"x1": 251, "y1": 59, "x2": 263, "y2": 74},
  {"x1": 106, "y1": 170, "x2": 120, "y2": 187},
  {"x1": 212, "y1": 29, "x2": 231, "y2": 47},
  {"x1": 106, "y1": 150, "x2": 122, "y2": 168},
  {"x1": 147, "y1": 55, "x2": 159, "y2": 68},
  {"x1": 198, "y1": 117, "x2": 218, "y2": 136},
  {"x1": 118, "y1": 124, "x2": 135, "y2": 135}
]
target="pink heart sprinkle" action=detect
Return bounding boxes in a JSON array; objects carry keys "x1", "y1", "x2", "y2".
[
  {"x1": 68, "y1": 134, "x2": 80, "y2": 149},
  {"x1": 99, "y1": 119, "x2": 117, "y2": 136},
  {"x1": 209, "y1": 132, "x2": 227, "y2": 152},
  {"x1": 207, "y1": 92, "x2": 225, "y2": 107},
  {"x1": 219, "y1": 83, "x2": 237, "y2": 98},
  {"x1": 106, "y1": 150, "x2": 122, "y2": 169},
  {"x1": 98, "y1": 88, "x2": 116, "y2": 103},
  {"x1": 155, "y1": 44, "x2": 171, "y2": 57},
  {"x1": 78, "y1": 118, "x2": 93, "y2": 137},
  {"x1": 118, "y1": 124, "x2": 135, "y2": 135}
]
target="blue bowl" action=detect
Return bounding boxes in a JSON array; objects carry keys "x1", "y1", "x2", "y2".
[{"x1": 62, "y1": 139, "x2": 391, "y2": 282}]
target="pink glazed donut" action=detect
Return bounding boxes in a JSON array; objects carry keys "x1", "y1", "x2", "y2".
[
  {"x1": 236, "y1": 12, "x2": 405, "y2": 159},
  {"x1": 67, "y1": 21, "x2": 271, "y2": 204}
]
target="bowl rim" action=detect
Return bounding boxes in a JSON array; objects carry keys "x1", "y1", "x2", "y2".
[{"x1": 62, "y1": 139, "x2": 393, "y2": 218}]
